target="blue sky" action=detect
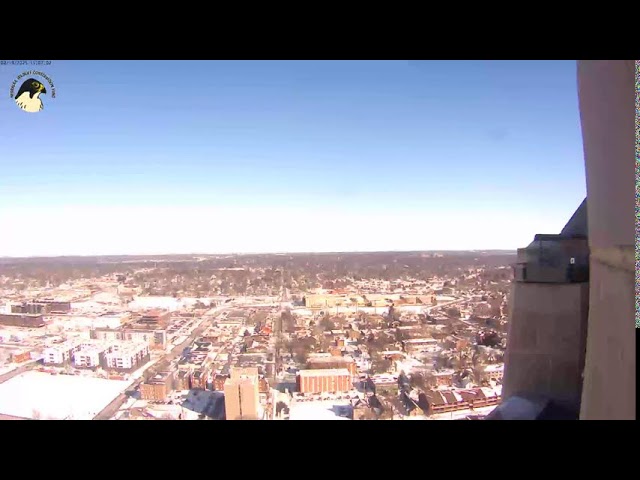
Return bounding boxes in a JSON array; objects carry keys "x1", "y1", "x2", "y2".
[{"x1": 0, "y1": 60, "x2": 586, "y2": 256}]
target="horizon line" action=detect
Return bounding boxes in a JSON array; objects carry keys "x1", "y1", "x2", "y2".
[{"x1": 0, "y1": 248, "x2": 518, "y2": 260}]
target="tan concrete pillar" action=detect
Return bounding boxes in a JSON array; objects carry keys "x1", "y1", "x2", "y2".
[{"x1": 577, "y1": 60, "x2": 635, "y2": 420}]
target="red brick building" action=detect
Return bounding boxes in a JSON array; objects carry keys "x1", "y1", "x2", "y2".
[
  {"x1": 191, "y1": 369, "x2": 208, "y2": 389},
  {"x1": 175, "y1": 370, "x2": 191, "y2": 390},
  {"x1": 137, "y1": 310, "x2": 171, "y2": 328},
  {"x1": 426, "y1": 387, "x2": 502, "y2": 415},
  {"x1": 258, "y1": 376, "x2": 270, "y2": 393},
  {"x1": 213, "y1": 374, "x2": 228, "y2": 391},
  {"x1": 10, "y1": 350, "x2": 31, "y2": 363},
  {"x1": 140, "y1": 371, "x2": 175, "y2": 402},
  {"x1": 297, "y1": 369, "x2": 352, "y2": 394}
]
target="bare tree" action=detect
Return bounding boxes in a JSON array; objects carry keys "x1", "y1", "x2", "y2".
[
  {"x1": 31, "y1": 409, "x2": 41, "y2": 420},
  {"x1": 371, "y1": 354, "x2": 392, "y2": 375},
  {"x1": 411, "y1": 373, "x2": 427, "y2": 390},
  {"x1": 318, "y1": 317, "x2": 335, "y2": 332}
]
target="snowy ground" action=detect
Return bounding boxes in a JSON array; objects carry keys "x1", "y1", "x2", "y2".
[
  {"x1": 0, "y1": 364, "x2": 17, "y2": 376},
  {"x1": 289, "y1": 400, "x2": 353, "y2": 420},
  {"x1": 0, "y1": 371, "x2": 131, "y2": 420}
]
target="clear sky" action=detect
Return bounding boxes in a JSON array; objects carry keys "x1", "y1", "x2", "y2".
[{"x1": 0, "y1": 60, "x2": 586, "y2": 256}]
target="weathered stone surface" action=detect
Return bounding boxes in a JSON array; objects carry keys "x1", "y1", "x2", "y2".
[
  {"x1": 577, "y1": 60, "x2": 635, "y2": 420},
  {"x1": 580, "y1": 260, "x2": 635, "y2": 419},
  {"x1": 503, "y1": 282, "x2": 589, "y2": 405}
]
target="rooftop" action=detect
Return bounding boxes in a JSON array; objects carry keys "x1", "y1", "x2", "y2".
[
  {"x1": 298, "y1": 368, "x2": 352, "y2": 378},
  {"x1": 484, "y1": 364, "x2": 504, "y2": 372},
  {"x1": 308, "y1": 356, "x2": 354, "y2": 364}
]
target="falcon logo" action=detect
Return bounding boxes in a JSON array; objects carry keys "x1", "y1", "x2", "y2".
[
  {"x1": 9, "y1": 71, "x2": 56, "y2": 113},
  {"x1": 15, "y1": 78, "x2": 46, "y2": 112}
]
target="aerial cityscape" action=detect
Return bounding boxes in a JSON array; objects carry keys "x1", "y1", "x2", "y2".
[
  {"x1": 0, "y1": 251, "x2": 513, "y2": 420},
  {"x1": 0, "y1": 60, "x2": 634, "y2": 420}
]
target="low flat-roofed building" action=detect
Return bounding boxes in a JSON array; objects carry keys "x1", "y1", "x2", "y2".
[
  {"x1": 482, "y1": 364, "x2": 504, "y2": 383},
  {"x1": 10, "y1": 301, "x2": 72, "y2": 315},
  {"x1": 394, "y1": 357, "x2": 426, "y2": 375},
  {"x1": 307, "y1": 356, "x2": 358, "y2": 376},
  {"x1": 38, "y1": 300, "x2": 72, "y2": 313},
  {"x1": 369, "y1": 374, "x2": 399, "y2": 395},
  {"x1": 425, "y1": 386, "x2": 502, "y2": 415},
  {"x1": 0, "y1": 313, "x2": 45, "y2": 328},
  {"x1": 90, "y1": 327, "x2": 167, "y2": 350},
  {"x1": 216, "y1": 318, "x2": 244, "y2": 328},
  {"x1": 10, "y1": 350, "x2": 32, "y2": 363},
  {"x1": 297, "y1": 368, "x2": 352, "y2": 394},
  {"x1": 381, "y1": 350, "x2": 405, "y2": 360},
  {"x1": 305, "y1": 294, "x2": 351, "y2": 309},
  {"x1": 137, "y1": 309, "x2": 171, "y2": 328},
  {"x1": 403, "y1": 337, "x2": 439, "y2": 354},
  {"x1": 11, "y1": 303, "x2": 45, "y2": 315},
  {"x1": 308, "y1": 352, "x2": 332, "y2": 360},
  {"x1": 433, "y1": 369, "x2": 455, "y2": 387},
  {"x1": 95, "y1": 312, "x2": 131, "y2": 328}
]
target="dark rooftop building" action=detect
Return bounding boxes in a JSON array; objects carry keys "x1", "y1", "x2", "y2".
[
  {"x1": 513, "y1": 199, "x2": 589, "y2": 285},
  {"x1": 0, "y1": 313, "x2": 45, "y2": 328}
]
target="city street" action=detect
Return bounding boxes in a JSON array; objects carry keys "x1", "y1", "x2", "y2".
[{"x1": 93, "y1": 310, "x2": 226, "y2": 420}]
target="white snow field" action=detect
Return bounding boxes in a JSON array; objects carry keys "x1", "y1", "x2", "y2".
[{"x1": 0, "y1": 371, "x2": 131, "y2": 420}]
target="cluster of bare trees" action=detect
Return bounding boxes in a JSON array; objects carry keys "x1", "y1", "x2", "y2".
[
  {"x1": 0, "y1": 251, "x2": 515, "y2": 295},
  {"x1": 370, "y1": 353, "x2": 392, "y2": 375},
  {"x1": 284, "y1": 336, "x2": 316, "y2": 365}
]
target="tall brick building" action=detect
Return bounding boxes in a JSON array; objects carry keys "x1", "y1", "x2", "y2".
[
  {"x1": 224, "y1": 367, "x2": 260, "y2": 420},
  {"x1": 140, "y1": 371, "x2": 175, "y2": 402}
]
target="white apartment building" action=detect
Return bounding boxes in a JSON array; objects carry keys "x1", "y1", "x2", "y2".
[
  {"x1": 104, "y1": 342, "x2": 149, "y2": 371},
  {"x1": 73, "y1": 345, "x2": 108, "y2": 368},
  {"x1": 42, "y1": 341, "x2": 81, "y2": 365},
  {"x1": 123, "y1": 329, "x2": 166, "y2": 349}
]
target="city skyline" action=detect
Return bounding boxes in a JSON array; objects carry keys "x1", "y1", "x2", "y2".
[{"x1": 0, "y1": 60, "x2": 586, "y2": 256}]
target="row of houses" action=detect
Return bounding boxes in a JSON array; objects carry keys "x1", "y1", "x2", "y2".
[
  {"x1": 305, "y1": 293, "x2": 439, "y2": 310},
  {"x1": 351, "y1": 386, "x2": 503, "y2": 419},
  {"x1": 425, "y1": 386, "x2": 502, "y2": 415}
]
